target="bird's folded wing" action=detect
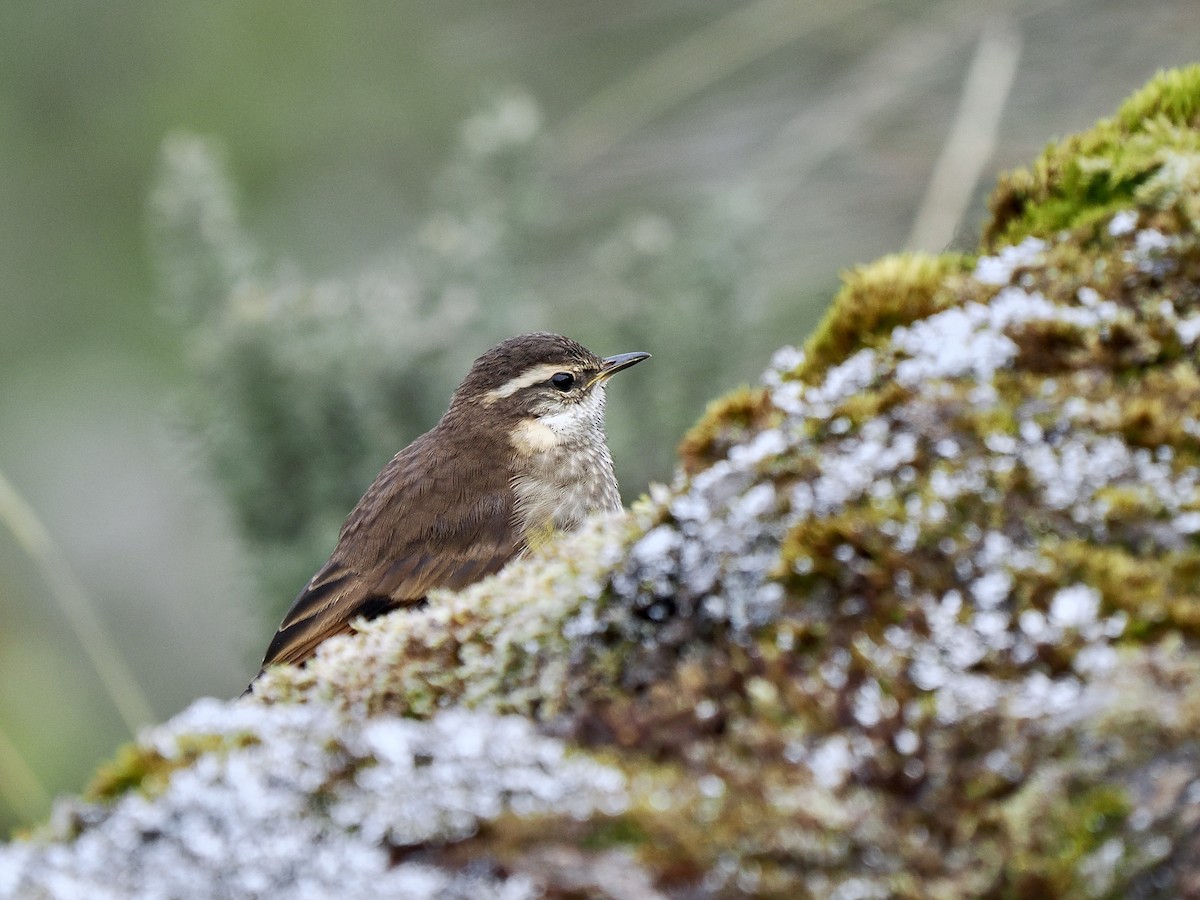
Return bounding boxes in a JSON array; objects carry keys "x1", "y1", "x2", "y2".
[{"x1": 257, "y1": 488, "x2": 519, "y2": 671}]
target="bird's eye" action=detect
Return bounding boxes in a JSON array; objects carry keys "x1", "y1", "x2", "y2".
[{"x1": 550, "y1": 372, "x2": 575, "y2": 392}]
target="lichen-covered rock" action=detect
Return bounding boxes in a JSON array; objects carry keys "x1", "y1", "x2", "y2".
[{"x1": 5, "y1": 66, "x2": 1200, "y2": 899}]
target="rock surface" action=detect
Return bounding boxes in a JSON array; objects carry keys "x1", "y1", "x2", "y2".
[{"x1": 4, "y1": 66, "x2": 1200, "y2": 899}]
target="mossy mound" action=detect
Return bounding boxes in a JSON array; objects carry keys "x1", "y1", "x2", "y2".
[{"x1": 4, "y1": 66, "x2": 1200, "y2": 899}]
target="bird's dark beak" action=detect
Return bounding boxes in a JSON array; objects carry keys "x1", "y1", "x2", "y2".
[{"x1": 592, "y1": 351, "x2": 651, "y2": 386}]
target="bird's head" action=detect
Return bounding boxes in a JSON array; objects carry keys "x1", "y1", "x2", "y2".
[{"x1": 445, "y1": 333, "x2": 650, "y2": 453}]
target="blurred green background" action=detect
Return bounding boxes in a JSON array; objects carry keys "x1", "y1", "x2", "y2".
[{"x1": 0, "y1": 0, "x2": 1194, "y2": 833}]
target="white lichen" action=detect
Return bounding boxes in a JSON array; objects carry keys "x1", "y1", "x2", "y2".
[
  {"x1": 972, "y1": 236, "x2": 1047, "y2": 285},
  {"x1": 0, "y1": 704, "x2": 625, "y2": 899}
]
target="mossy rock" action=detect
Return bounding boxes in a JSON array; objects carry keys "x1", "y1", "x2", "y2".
[{"x1": 5, "y1": 66, "x2": 1200, "y2": 899}]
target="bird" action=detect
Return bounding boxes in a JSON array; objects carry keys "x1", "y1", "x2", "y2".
[{"x1": 248, "y1": 332, "x2": 649, "y2": 686}]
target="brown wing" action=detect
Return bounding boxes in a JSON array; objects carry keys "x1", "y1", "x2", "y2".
[{"x1": 253, "y1": 427, "x2": 520, "y2": 678}]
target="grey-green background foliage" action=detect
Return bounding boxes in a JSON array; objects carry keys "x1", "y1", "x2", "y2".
[{"x1": 0, "y1": 0, "x2": 1193, "y2": 833}]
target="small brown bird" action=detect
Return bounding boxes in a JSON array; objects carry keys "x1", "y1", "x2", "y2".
[{"x1": 250, "y1": 332, "x2": 649, "y2": 684}]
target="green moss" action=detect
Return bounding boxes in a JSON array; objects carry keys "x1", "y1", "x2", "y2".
[
  {"x1": 794, "y1": 253, "x2": 969, "y2": 384},
  {"x1": 85, "y1": 732, "x2": 260, "y2": 803},
  {"x1": 985, "y1": 65, "x2": 1200, "y2": 248},
  {"x1": 1110, "y1": 365, "x2": 1200, "y2": 454},
  {"x1": 579, "y1": 815, "x2": 652, "y2": 850},
  {"x1": 998, "y1": 780, "x2": 1131, "y2": 897},
  {"x1": 678, "y1": 385, "x2": 779, "y2": 475},
  {"x1": 991, "y1": 365, "x2": 1200, "y2": 470},
  {"x1": 834, "y1": 379, "x2": 912, "y2": 430},
  {"x1": 779, "y1": 506, "x2": 899, "y2": 596},
  {"x1": 466, "y1": 770, "x2": 719, "y2": 891},
  {"x1": 1032, "y1": 541, "x2": 1200, "y2": 638},
  {"x1": 1115, "y1": 66, "x2": 1200, "y2": 132}
]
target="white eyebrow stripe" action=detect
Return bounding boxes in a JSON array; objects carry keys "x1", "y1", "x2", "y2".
[{"x1": 484, "y1": 363, "x2": 572, "y2": 401}]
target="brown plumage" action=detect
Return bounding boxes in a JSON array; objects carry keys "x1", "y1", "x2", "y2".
[{"x1": 249, "y1": 333, "x2": 649, "y2": 687}]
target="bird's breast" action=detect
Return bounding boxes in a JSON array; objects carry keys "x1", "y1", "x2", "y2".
[{"x1": 511, "y1": 440, "x2": 621, "y2": 543}]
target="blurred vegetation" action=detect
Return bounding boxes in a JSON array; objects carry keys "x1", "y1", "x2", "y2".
[{"x1": 0, "y1": 0, "x2": 1195, "y2": 835}]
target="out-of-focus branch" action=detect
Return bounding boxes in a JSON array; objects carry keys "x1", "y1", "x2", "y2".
[
  {"x1": 0, "y1": 468, "x2": 153, "y2": 734},
  {"x1": 753, "y1": 0, "x2": 1003, "y2": 215},
  {"x1": 553, "y1": 0, "x2": 886, "y2": 171},
  {"x1": 906, "y1": 20, "x2": 1023, "y2": 252}
]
